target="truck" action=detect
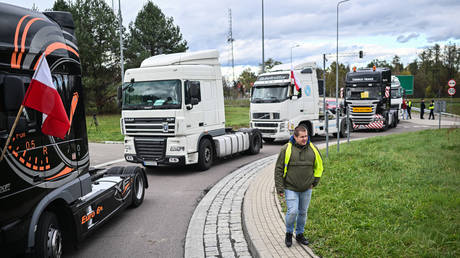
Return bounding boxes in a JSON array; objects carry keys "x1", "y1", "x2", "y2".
[
  {"x1": 0, "y1": 4, "x2": 148, "y2": 257},
  {"x1": 250, "y1": 63, "x2": 349, "y2": 142},
  {"x1": 344, "y1": 66, "x2": 398, "y2": 130},
  {"x1": 391, "y1": 75, "x2": 403, "y2": 123},
  {"x1": 118, "y1": 50, "x2": 262, "y2": 171}
]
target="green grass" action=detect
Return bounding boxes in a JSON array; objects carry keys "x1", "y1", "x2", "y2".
[
  {"x1": 225, "y1": 106, "x2": 250, "y2": 128},
  {"x1": 86, "y1": 102, "x2": 250, "y2": 142},
  {"x1": 304, "y1": 129, "x2": 460, "y2": 257},
  {"x1": 86, "y1": 114, "x2": 123, "y2": 142}
]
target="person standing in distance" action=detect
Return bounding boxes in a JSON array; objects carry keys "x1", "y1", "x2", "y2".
[
  {"x1": 407, "y1": 99, "x2": 412, "y2": 119},
  {"x1": 428, "y1": 99, "x2": 435, "y2": 120},
  {"x1": 420, "y1": 99, "x2": 426, "y2": 119},
  {"x1": 274, "y1": 125, "x2": 324, "y2": 247}
]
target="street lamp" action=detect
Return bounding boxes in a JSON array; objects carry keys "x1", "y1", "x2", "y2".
[
  {"x1": 118, "y1": 0, "x2": 124, "y2": 83},
  {"x1": 261, "y1": 0, "x2": 265, "y2": 73},
  {"x1": 336, "y1": 0, "x2": 350, "y2": 152},
  {"x1": 290, "y1": 44, "x2": 300, "y2": 69}
]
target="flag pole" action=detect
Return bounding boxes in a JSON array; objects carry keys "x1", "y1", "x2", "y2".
[{"x1": 0, "y1": 105, "x2": 25, "y2": 162}]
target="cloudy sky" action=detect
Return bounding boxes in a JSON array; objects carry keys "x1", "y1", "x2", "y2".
[{"x1": 4, "y1": 0, "x2": 460, "y2": 80}]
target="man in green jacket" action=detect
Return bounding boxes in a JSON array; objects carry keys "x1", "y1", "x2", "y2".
[{"x1": 274, "y1": 125, "x2": 323, "y2": 247}]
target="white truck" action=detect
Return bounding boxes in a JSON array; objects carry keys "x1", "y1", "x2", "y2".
[
  {"x1": 391, "y1": 75, "x2": 403, "y2": 123},
  {"x1": 250, "y1": 63, "x2": 348, "y2": 142},
  {"x1": 118, "y1": 50, "x2": 262, "y2": 170}
]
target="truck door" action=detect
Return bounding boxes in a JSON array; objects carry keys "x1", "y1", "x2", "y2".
[{"x1": 184, "y1": 80, "x2": 204, "y2": 134}]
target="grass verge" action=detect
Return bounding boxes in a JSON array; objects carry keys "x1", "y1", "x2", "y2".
[{"x1": 303, "y1": 129, "x2": 460, "y2": 257}]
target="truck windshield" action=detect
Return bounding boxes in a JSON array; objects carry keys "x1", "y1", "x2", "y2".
[
  {"x1": 123, "y1": 80, "x2": 182, "y2": 109},
  {"x1": 346, "y1": 86, "x2": 381, "y2": 100},
  {"x1": 391, "y1": 87, "x2": 402, "y2": 99},
  {"x1": 251, "y1": 85, "x2": 288, "y2": 103}
]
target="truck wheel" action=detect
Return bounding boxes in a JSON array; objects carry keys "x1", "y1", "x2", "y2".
[
  {"x1": 130, "y1": 167, "x2": 145, "y2": 208},
  {"x1": 339, "y1": 119, "x2": 348, "y2": 138},
  {"x1": 35, "y1": 211, "x2": 63, "y2": 258},
  {"x1": 262, "y1": 137, "x2": 274, "y2": 143},
  {"x1": 198, "y1": 138, "x2": 213, "y2": 171},
  {"x1": 247, "y1": 132, "x2": 262, "y2": 155}
]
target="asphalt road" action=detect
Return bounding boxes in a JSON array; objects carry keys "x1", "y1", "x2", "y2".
[{"x1": 67, "y1": 117, "x2": 458, "y2": 257}]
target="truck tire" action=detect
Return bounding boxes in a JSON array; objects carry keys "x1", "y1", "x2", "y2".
[
  {"x1": 129, "y1": 167, "x2": 145, "y2": 208},
  {"x1": 247, "y1": 132, "x2": 262, "y2": 155},
  {"x1": 262, "y1": 137, "x2": 274, "y2": 143},
  {"x1": 339, "y1": 119, "x2": 348, "y2": 138},
  {"x1": 197, "y1": 138, "x2": 213, "y2": 171},
  {"x1": 35, "y1": 211, "x2": 63, "y2": 258}
]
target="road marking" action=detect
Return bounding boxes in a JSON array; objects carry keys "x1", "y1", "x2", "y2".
[{"x1": 93, "y1": 158, "x2": 126, "y2": 169}]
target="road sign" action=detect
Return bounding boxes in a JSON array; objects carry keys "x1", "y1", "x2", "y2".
[
  {"x1": 396, "y1": 75, "x2": 414, "y2": 95},
  {"x1": 448, "y1": 79, "x2": 456, "y2": 88},
  {"x1": 448, "y1": 87, "x2": 456, "y2": 96}
]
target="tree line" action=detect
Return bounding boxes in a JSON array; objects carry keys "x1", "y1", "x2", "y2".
[{"x1": 51, "y1": 0, "x2": 187, "y2": 114}]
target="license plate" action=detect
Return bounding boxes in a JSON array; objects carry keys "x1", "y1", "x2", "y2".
[
  {"x1": 143, "y1": 161, "x2": 157, "y2": 166},
  {"x1": 353, "y1": 107, "x2": 372, "y2": 113}
]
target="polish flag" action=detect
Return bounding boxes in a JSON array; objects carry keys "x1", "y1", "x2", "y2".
[
  {"x1": 22, "y1": 56, "x2": 70, "y2": 139},
  {"x1": 290, "y1": 70, "x2": 301, "y2": 91}
]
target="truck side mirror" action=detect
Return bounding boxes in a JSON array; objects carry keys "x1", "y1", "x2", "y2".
[
  {"x1": 297, "y1": 89, "x2": 302, "y2": 98},
  {"x1": 117, "y1": 85, "x2": 122, "y2": 108},
  {"x1": 190, "y1": 84, "x2": 200, "y2": 99},
  {"x1": 191, "y1": 97, "x2": 199, "y2": 105}
]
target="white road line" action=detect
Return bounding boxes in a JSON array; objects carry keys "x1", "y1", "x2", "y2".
[{"x1": 93, "y1": 158, "x2": 126, "y2": 169}]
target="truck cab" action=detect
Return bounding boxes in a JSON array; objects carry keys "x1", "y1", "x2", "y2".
[
  {"x1": 0, "y1": 4, "x2": 147, "y2": 257},
  {"x1": 345, "y1": 67, "x2": 397, "y2": 130},
  {"x1": 120, "y1": 50, "x2": 262, "y2": 170},
  {"x1": 391, "y1": 75, "x2": 403, "y2": 123},
  {"x1": 250, "y1": 63, "x2": 344, "y2": 142}
]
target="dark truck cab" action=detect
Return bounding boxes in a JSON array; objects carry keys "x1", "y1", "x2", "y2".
[
  {"x1": 0, "y1": 3, "x2": 147, "y2": 257},
  {"x1": 344, "y1": 67, "x2": 397, "y2": 130}
]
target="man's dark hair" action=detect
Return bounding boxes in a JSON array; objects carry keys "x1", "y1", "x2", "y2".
[{"x1": 294, "y1": 125, "x2": 307, "y2": 137}]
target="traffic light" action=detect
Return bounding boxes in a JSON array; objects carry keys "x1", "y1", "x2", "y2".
[{"x1": 359, "y1": 50, "x2": 363, "y2": 58}]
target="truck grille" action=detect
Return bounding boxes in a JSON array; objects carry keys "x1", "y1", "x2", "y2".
[
  {"x1": 259, "y1": 129, "x2": 277, "y2": 134},
  {"x1": 252, "y1": 112, "x2": 280, "y2": 119},
  {"x1": 124, "y1": 117, "x2": 175, "y2": 136},
  {"x1": 350, "y1": 105, "x2": 376, "y2": 123},
  {"x1": 134, "y1": 137, "x2": 166, "y2": 161},
  {"x1": 254, "y1": 123, "x2": 278, "y2": 127}
]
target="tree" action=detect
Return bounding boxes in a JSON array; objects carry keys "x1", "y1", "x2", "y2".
[
  {"x1": 125, "y1": 1, "x2": 188, "y2": 68},
  {"x1": 325, "y1": 62, "x2": 348, "y2": 97},
  {"x1": 53, "y1": 0, "x2": 122, "y2": 113},
  {"x1": 367, "y1": 59, "x2": 392, "y2": 69},
  {"x1": 237, "y1": 68, "x2": 257, "y2": 97},
  {"x1": 261, "y1": 58, "x2": 282, "y2": 71},
  {"x1": 392, "y1": 55, "x2": 403, "y2": 75}
]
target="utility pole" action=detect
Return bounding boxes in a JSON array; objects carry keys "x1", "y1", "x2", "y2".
[
  {"x1": 261, "y1": 0, "x2": 265, "y2": 74},
  {"x1": 228, "y1": 9, "x2": 235, "y2": 84},
  {"x1": 118, "y1": 0, "x2": 124, "y2": 83}
]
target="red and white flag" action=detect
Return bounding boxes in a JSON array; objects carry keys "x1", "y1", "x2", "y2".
[
  {"x1": 290, "y1": 70, "x2": 301, "y2": 92},
  {"x1": 22, "y1": 56, "x2": 70, "y2": 139},
  {"x1": 385, "y1": 86, "x2": 390, "y2": 98}
]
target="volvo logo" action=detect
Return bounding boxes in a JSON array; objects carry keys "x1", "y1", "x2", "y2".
[{"x1": 162, "y1": 122, "x2": 169, "y2": 132}]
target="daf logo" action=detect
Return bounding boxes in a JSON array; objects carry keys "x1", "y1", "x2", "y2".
[
  {"x1": 162, "y1": 122, "x2": 169, "y2": 132},
  {"x1": 124, "y1": 118, "x2": 134, "y2": 122}
]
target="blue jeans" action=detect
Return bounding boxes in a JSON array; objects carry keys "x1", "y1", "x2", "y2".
[{"x1": 285, "y1": 188, "x2": 312, "y2": 235}]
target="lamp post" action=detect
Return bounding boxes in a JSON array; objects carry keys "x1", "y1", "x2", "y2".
[
  {"x1": 118, "y1": 0, "x2": 124, "y2": 83},
  {"x1": 290, "y1": 44, "x2": 300, "y2": 69},
  {"x1": 261, "y1": 0, "x2": 265, "y2": 73},
  {"x1": 336, "y1": 0, "x2": 350, "y2": 152}
]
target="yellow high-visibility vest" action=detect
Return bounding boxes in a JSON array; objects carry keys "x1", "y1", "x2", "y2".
[
  {"x1": 429, "y1": 104, "x2": 434, "y2": 110},
  {"x1": 283, "y1": 142, "x2": 323, "y2": 178}
]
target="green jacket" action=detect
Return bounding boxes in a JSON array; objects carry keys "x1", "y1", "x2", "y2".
[{"x1": 274, "y1": 139, "x2": 322, "y2": 193}]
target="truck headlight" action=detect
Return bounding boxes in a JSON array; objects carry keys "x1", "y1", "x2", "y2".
[{"x1": 170, "y1": 146, "x2": 185, "y2": 152}]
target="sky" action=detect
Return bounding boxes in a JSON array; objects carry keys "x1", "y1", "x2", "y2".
[{"x1": 3, "y1": 0, "x2": 460, "y2": 81}]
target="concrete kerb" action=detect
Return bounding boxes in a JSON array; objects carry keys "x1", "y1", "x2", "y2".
[{"x1": 184, "y1": 155, "x2": 278, "y2": 258}]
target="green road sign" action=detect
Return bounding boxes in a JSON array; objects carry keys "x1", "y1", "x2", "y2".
[{"x1": 396, "y1": 75, "x2": 414, "y2": 95}]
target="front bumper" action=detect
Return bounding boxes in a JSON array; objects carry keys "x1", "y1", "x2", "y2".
[{"x1": 124, "y1": 154, "x2": 186, "y2": 167}]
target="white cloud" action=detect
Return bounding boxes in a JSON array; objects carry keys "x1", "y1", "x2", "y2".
[{"x1": 4, "y1": 0, "x2": 460, "y2": 70}]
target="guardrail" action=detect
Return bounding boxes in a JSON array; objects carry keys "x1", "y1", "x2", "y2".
[{"x1": 411, "y1": 107, "x2": 460, "y2": 118}]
